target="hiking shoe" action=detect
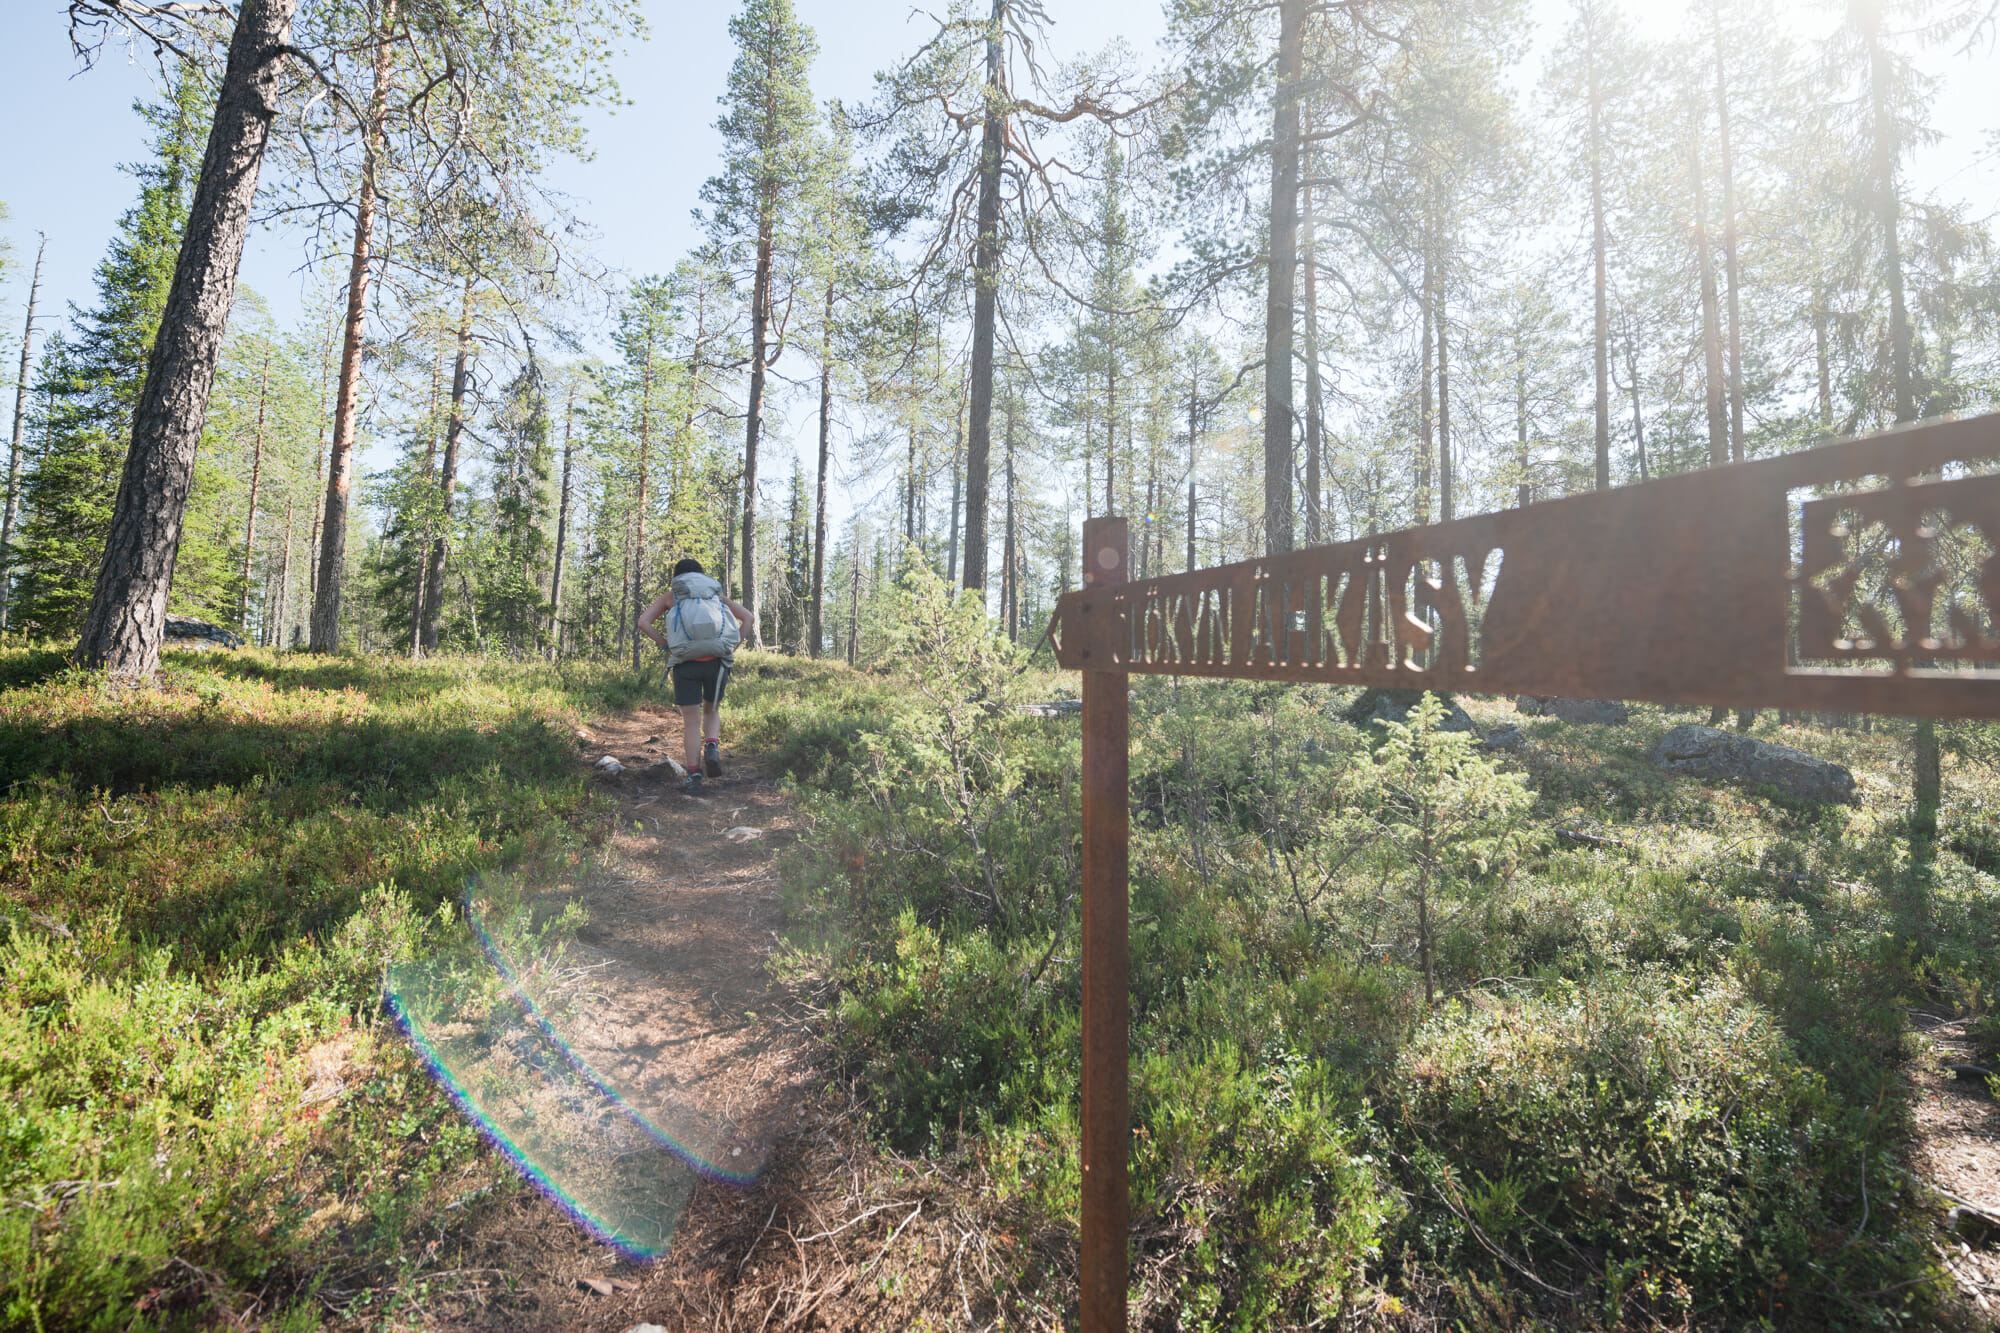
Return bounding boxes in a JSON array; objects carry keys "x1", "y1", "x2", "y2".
[
  {"x1": 680, "y1": 772, "x2": 704, "y2": 796},
  {"x1": 703, "y1": 740, "x2": 724, "y2": 778}
]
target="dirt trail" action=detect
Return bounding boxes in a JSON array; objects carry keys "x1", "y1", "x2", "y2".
[
  {"x1": 436, "y1": 704, "x2": 998, "y2": 1333},
  {"x1": 1907, "y1": 1013, "x2": 2000, "y2": 1321}
]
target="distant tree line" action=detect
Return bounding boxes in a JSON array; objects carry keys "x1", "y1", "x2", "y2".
[{"x1": 0, "y1": 0, "x2": 1993, "y2": 673}]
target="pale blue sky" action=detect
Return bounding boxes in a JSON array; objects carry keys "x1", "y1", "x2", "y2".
[
  {"x1": 0, "y1": 1, "x2": 1171, "y2": 340},
  {"x1": 0, "y1": 1, "x2": 1172, "y2": 501}
]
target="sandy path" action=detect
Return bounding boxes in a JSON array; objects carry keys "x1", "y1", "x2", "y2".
[
  {"x1": 1908, "y1": 1012, "x2": 2000, "y2": 1321},
  {"x1": 428, "y1": 705, "x2": 996, "y2": 1333}
]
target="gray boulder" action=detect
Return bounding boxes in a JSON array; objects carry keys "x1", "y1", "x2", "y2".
[
  {"x1": 1516, "y1": 695, "x2": 1630, "y2": 724},
  {"x1": 1652, "y1": 724, "x2": 1858, "y2": 805},
  {"x1": 1479, "y1": 723, "x2": 1526, "y2": 752},
  {"x1": 1345, "y1": 688, "x2": 1476, "y2": 735},
  {"x1": 163, "y1": 616, "x2": 244, "y2": 650}
]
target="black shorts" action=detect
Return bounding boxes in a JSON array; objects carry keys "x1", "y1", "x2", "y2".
[{"x1": 670, "y1": 658, "x2": 730, "y2": 707}]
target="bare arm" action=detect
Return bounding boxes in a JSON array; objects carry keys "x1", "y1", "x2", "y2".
[
  {"x1": 637, "y1": 590, "x2": 674, "y2": 649},
  {"x1": 725, "y1": 599, "x2": 752, "y2": 632}
]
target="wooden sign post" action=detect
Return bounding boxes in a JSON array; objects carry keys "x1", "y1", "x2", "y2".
[
  {"x1": 1049, "y1": 413, "x2": 2000, "y2": 1331},
  {"x1": 1077, "y1": 516, "x2": 1130, "y2": 1333}
]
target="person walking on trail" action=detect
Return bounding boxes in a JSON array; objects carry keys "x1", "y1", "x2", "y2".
[{"x1": 638, "y1": 558, "x2": 751, "y2": 796}]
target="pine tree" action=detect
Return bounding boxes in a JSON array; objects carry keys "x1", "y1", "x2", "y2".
[
  {"x1": 871, "y1": 0, "x2": 1144, "y2": 590},
  {"x1": 703, "y1": 0, "x2": 826, "y2": 650},
  {"x1": 11, "y1": 74, "x2": 204, "y2": 639},
  {"x1": 778, "y1": 454, "x2": 811, "y2": 652},
  {"x1": 481, "y1": 360, "x2": 554, "y2": 654}
]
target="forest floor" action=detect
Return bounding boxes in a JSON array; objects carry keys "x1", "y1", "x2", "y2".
[
  {"x1": 421, "y1": 697, "x2": 2000, "y2": 1333},
  {"x1": 419, "y1": 705, "x2": 1011, "y2": 1332},
  {"x1": 6, "y1": 646, "x2": 1996, "y2": 1330}
]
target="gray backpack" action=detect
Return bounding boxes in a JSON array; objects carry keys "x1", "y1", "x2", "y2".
[{"x1": 664, "y1": 571, "x2": 741, "y2": 665}]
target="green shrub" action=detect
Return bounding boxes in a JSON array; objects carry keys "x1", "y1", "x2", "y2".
[
  {"x1": 826, "y1": 907, "x2": 1068, "y2": 1151},
  {"x1": 1391, "y1": 972, "x2": 1936, "y2": 1326},
  {"x1": 1128, "y1": 1048, "x2": 1389, "y2": 1329},
  {"x1": 0, "y1": 648, "x2": 633, "y2": 1327}
]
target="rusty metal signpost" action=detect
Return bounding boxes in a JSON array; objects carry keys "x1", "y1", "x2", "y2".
[{"x1": 1049, "y1": 412, "x2": 2000, "y2": 1331}]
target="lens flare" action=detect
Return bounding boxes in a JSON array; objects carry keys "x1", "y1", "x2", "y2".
[
  {"x1": 462, "y1": 876, "x2": 766, "y2": 1184},
  {"x1": 384, "y1": 871, "x2": 767, "y2": 1258}
]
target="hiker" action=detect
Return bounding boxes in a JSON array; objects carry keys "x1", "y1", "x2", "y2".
[{"x1": 638, "y1": 558, "x2": 751, "y2": 795}]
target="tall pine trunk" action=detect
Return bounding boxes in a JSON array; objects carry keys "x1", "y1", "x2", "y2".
[
  {"x1": 310, "y1": 0, "x2": 396, "y2": 653},
  {"x1": 846, "y1": 535, "x2": 861, "y2": 666},
  {"x1": 1418, "y1": 252, "x2": 1434, "y2": 525},
  {"x1": 0, "y1": 234, "x2": 45, "y2": 630},
  {"x1": 1261, "y1": 0, "x2": 1305, "y2": 555},
  {"x1": 1301, "y1": 182, "x2": 1324, "y2": 545},
  {"x1": 630, "y1": 334, "x2": 654, "y2": 671},
  {"x1": 78, "y1": 0, "x2": 298, "y2": 675},
  {"x1": 1869, "y1": 19, "x2": 1915, "y2": 425},
  {"x1": 1814, "y1": 299, "x2": 1833, "y2": 429},
  {"x1": 549, "y1": 382, "x2": 577, "y2": 657},
  {"x1": 809, "y1": 287, "x2": 833, "y2": 656},
  {"x1": 236, "y1": 351, "x2": 269, "y2": 630},
  {"x1": 741, "y1": 230, "x2": 773, "y2": 647},
  {"x1": 1693, "y1": 120, "x2": 1730, "y2": 467},
  {"x1": 273, "y1": 498, "x2": 293, "y2": 647},
  {"x1": 1712, "y1": 13, "x2": 1746, "y2": 463},
  {"x1": 420, "y1": 277, "x2": 474, "y2": 653},
  {"x1": 1436, "y1": 246, "x2": 1453, "y2": 523},
  {"x1": 963, "y1": 0, "x2": 1004, "y2": 594},
  {"x1": 1861, "y1": 5, "x2": 1937, "y2": 865}
]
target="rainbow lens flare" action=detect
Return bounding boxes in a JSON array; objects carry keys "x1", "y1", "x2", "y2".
[{"x1": 385, "y1": 872, "x2": 766, "y2": 1258}]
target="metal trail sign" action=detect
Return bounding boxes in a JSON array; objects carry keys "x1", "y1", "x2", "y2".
[{"x1": 1046, "y1": 411, "x2": 2000, "y2": 1330}]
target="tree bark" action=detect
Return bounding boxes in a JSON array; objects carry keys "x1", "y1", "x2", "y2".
[
  {"x1": 409, "y1": 348, "x2": 440, "y2": 659},
  {"x1": 741, "y1": 225, "x2": 773, "y2": 648},
  {"x1": 77, "y1": 0, "x2": 297, "y2": 675},
  {"x1": 1262, "y1": 0, "x2": 1304, "y2": 555},
  {"x1": 630, "y1": 325, "x2": 654, "y2": 671},
  {"x1": 549, "y1": 380, "x2": 577, "y2": 656},
  {"x1": 1417, "y1": 251, "x2": 1433, "y2": 525},
  {"x1": 420, "y1": 276, "x2": 474, "y2": 653},
  {"x1": 237, "y1": 351, "x2": 269, "y2": 630},
  {"x1": 310, "y1": 0, "x2": 396, "y2": 653},
  {"x1": 1, "y1": 234, "x2": 46, "y2": 630},
  {"x1": 1867, "y1": 13, "x2": 1915, "y2": 426},
  {"x1": 963, "y1": 0, "x2": 1005, "y2": 595},
  {"x1": 809, "y1": 286, "x2": 833, "y2": 657},
  {"x1": 1301, "y1": 183, "x2": 1324, "y2": 545},
  {"x1": 1437, "y1": 257, "x2": 1453, "y2": 523},
  {"x1": 1814, "y1": 299, "x2": 1833, "y2": 429}
]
